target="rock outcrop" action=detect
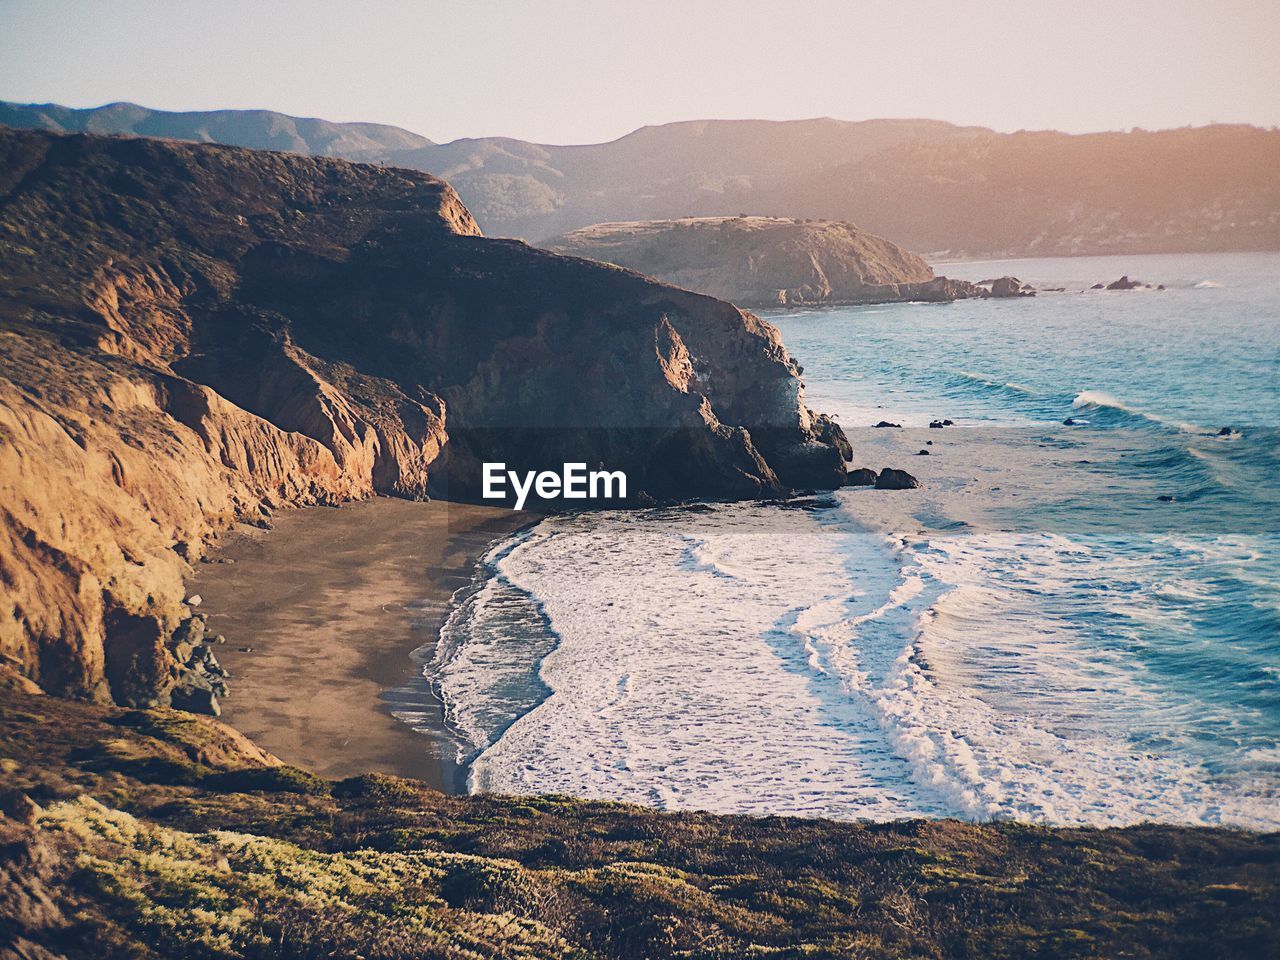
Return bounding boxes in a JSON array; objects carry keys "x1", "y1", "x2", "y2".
[
  {"x1": 874, "y1": 468, "x2": 921, "y2": 490},
  {"x1": 980, "y1": 276, "x2": 1037, "y2": 297},
  {"x1": 543, "y1": 217, "x2": 988, "y2": 308},
  {"x1": 0, "y1": 129, "x2": 849, "y2": 708},
  {"x1": 1104, "y1": 275, "x2": 1157, "y2": 290}
]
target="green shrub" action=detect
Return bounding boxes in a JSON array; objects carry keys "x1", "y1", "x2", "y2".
[
  {"x1": 204, "y1": 765, "x2": 331, "y2": 796},
  {"x1": 332, "y1": 772, "x2": 425, "y2": 804}
]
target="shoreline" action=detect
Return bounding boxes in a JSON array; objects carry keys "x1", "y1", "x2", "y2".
[{"x1": 190, "y1": 497, "x2": 530, "y2": 790}]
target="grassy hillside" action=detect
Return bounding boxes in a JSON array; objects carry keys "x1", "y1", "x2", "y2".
[{"x1": 2, "y1": 690, "x2": 1278, "y2": 959}]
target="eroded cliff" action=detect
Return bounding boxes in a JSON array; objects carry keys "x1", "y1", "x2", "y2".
[{"x1": 0, "y1": 129, "x2": 848, "y2": 707}]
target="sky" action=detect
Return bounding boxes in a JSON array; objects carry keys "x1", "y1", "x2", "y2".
[{"x1": 1, "y1": 0, "x2": 1277, "y2": 145}]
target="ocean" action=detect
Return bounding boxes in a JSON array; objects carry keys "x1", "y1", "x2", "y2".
[{"x1": 429, "y1": 252, "x2": 1280, "y2": 828}]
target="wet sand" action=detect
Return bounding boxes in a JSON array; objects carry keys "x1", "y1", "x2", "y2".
[{"x1": 191, "y1": 498, "x2": 529, "y2": 790}]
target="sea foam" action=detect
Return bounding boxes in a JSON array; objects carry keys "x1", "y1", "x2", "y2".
[{"x1": 450, "y1": 503, "x2": 1280, "y2": 828}]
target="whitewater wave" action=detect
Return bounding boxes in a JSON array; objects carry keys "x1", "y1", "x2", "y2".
[
  {"x1": 1071, "y1": 390, "x2": 1200, "y2": 433},
  {"x1": 430, "y1": 531, "x2": 557, "y2": 763},
  {"x1": 451, "y1": 504, "x2": 1280, "y2": 829}
]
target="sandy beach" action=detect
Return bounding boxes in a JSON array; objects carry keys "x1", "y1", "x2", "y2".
[{"x1": 190, "y1": 498, "x2": 529, "y2": 790}]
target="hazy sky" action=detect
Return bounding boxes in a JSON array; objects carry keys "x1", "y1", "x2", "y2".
[{"x1": 2, "y1": 0, "x2": 1277, "y2": 144}]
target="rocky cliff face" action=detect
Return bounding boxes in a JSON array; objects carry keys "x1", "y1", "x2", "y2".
[
  {"x1": 542, "y1": 217, "x2": 984, "y2": 307},
  {"x1": 0, "y1": 129, "x2": 848, "y2": 707}
]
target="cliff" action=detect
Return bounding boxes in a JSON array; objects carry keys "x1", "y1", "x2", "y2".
[
  {"x1": 543, "y1": 216, "x2": 982, "y2": 307},
  {"x1": 0, "y1": 128, "x2": 848, "y2": 708},
  {"x1": 5, "y1": 103, "x2": 1278, "y2": 256}
]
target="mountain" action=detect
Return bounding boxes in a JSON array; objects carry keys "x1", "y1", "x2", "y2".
[
  {"x1": 543, "y1": 216, "x2": 980, "y2": 307},
  {"x1": 0, "y1": 100, "x2": 433, "y2": 160},
  {"x1": 4, "y1": 100, "x2": 1277, "y2": 255},
  {"x1": 386, "y1": 117, "x2": 985, "y2": 240},
  {"x1": 775, "y1": 125, "x2": 1280, "y2": 257},
  {"x1": 0, "y1": 127, "x2": 847, "y2": 708}
]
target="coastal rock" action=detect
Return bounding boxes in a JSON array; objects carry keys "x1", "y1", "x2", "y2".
[
  {"x1": 1105, "y1": 275, "x2": 1144, "y2": 290},
  {"x1": 171, "y1": 681, "x2": 221, "y2": 717},
  {"x1": 811, "y1": 412, "x2": 853, "y2": 462},
  {"x1": 874, "y1": 421, "x2": 902, "y2": 428},
  {"x1": 901, "y1": 276, "x2": 986, "y2": 302},
  {"x1": 0, "y1": 128, "x2": 851, "y2": 706},
  {"x1": 543, "y1": 217, "x2": 989, "y2": 308},
  {"x1": 984, "y1": 275, "x2": 1036, "y2": 297},
  {"x1": 0, "y1": 664, "x2": 44, "y2": 696},
  {"x1": 875, "y1": 468, "x2": 921, "y2": 490},
  {"x1": 845, "y1": 467, "x2": 879, "y2": 486}
]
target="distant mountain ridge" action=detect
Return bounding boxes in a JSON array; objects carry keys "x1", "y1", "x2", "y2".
[
  {"x1": 4, "y1": 99, "x2": 1278, "y2": 256},
  {"x1": 0, "y1": 100, "x2": 434, "y2": 160}
]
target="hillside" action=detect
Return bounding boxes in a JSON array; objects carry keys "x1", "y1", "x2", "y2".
[
  {"x1": 3, "y1": 689, "x2": 1278, "y2": 960},
  {"x1": 0, "y1": 127, "x2": 848, "y2": 710},
  {"x1": 0, "y1": 100, "x2": 432, "y2": 159},
  {"x1": 779, "y1": 125, "x2": 1280, "y2": 257},
  {"x1": 4, "y1": 101, "x2": 1277, "y2": 255},
  {"x1": 543, "y1": 217, "x2": 978, "y2": 307}
]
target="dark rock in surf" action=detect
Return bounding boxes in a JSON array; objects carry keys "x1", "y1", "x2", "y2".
[
  {"x1": 845, "y1": 467, "x2": 879, "y2": 486},
  {"x1": 987, "y1": 275, "x2": 1036, "y2": 297},
  {"x1": 1106, "y1": 275, "x2": 1143, "y2": 290},
  {"x1": 875, "y1": 468, "x2": 921, "y2": 490},
  {"x1": 812, "y1": 412, "x2": 853, "y2": 462},
  {"x1": 874, "y1": 421, "x2": 902, "y2": 428}
]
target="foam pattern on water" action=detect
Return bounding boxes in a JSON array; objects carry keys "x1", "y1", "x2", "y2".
[{"x1": 460, "y1": 503, "x2": 1279, "y2": 827}]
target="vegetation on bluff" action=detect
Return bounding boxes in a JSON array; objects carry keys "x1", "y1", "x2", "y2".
[{"x1": 2, "y1": 691, "x2": 1277, "y2": 959}]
